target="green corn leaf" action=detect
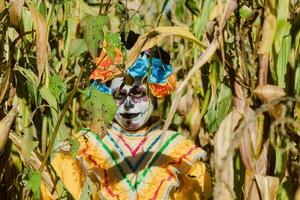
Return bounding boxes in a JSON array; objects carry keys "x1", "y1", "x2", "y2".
[
  {"x1": 274, "y1": 20, "x2": 291, "y2": 53},
  {"x1": 194, "y1": 0, "x2": 215, "y2": 38},
  {"x1": 277, "y1": 177, "x2": 296, "y2": 200},
  {"x1": 40, "y1": 85, "x2": 58, "y2": 110},
  {"x1": 277, "y1": 35, "x2": 291, "y2": 88},
  {"x1": 83, "y1": 87, "x2": 117, "y2": 125},
  {"x1": 49, "y1": 74, "x2": 67, "y2": 104},
  {"x1": 175, "y1": 0, "x2": 185, "y2": 21},
  {"x1": 20, "y1": 128, "x2": 39, "y2": 159},
  {"x1": 80, "y1": 15, "x2": 108, "y2": 58},
  {"x1": 68, "y1": 137, "x2": 80, "y2": 158},
  {"x1": 239, "y1": 5, "x2": 252, "y2": 20},
  {"x1": 70, "y1": 39, "x2": 88, "y2": 57},
  {"x1": 215, "y1": 84, "x2": 232, "y2": 126},
  {"x1": 26, "y1": 170, "x2": 41, "y2": 200},
  {"x1": 207, "y1": 84, "x2": 232, "y2": 133}
]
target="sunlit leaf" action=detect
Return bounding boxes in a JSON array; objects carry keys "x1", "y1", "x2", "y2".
[
  {"x1": 239, "y1": 5, "x2": 252, "y2": 20},
  {"x1": 80, "y1": 15, "x2": 108, "y2": 58},
  {"x1": 255, "y1": 175, "x2": 279, "y2": 200},
  {"x1": 20, "y1": 128, "x2": 39, "y2": 159},
  {"x1": 70, "y1": 39, "x2": 88, "y2": 57},
  {"x1": 27, "y1": 2, "x2": 48, "y2": 80},
  {"x1": 277, "y1": 35, "x2": 291, "y2": 88},
  {"x1": 9, "y1": 0, "x2": 24, "y2": 28}
]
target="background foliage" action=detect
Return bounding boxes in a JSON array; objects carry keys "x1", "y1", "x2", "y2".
[{"x1": 0, "y1": 0, "x2": 300, "y2": 199}]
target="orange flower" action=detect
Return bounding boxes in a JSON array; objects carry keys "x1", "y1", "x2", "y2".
[
  {"x1": 89, "y1": 48, "x2": 123, "y2": 82},
  {"x1": 149, "y1": 73, "x2": 176, "y2": 97}
]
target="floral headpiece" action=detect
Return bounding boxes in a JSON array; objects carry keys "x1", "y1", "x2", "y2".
[{"x1": 89, "y1": 33, "x2": 176, "y2": 98}]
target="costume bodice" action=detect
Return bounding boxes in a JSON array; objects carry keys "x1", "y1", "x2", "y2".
[{"x1": 49, "y1": 123, "x2": 210, "y2": 200}]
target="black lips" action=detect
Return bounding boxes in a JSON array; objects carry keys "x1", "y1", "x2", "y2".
[{"x1": 120, "y1": 113, "x2": 140, "y2": 119}]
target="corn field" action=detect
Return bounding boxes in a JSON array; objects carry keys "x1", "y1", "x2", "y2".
[{"x1": 0, "y1": 0, "x2": 300, "y2": 199}]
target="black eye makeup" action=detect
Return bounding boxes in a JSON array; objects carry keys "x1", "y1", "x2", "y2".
[
  {"x1": 129, "y1": 86, "x2": 146, "y2": 98},
  {"x1": 114, "y1": 89, "x2": 128, "y2": 100}
]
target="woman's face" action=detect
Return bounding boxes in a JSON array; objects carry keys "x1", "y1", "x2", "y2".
[{"x1": 110, "y1": 77, "x2": 154, "y2": 130}]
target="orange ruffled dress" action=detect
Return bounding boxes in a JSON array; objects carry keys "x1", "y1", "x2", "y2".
[{"x1": 42, "y1": 123, "x2": 211, "y2": 200}]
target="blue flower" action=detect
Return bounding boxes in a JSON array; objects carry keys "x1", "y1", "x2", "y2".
[
  {"x1": 149, "y1": 58, "x2": 173, "y2": 84},
  {"x1": 88, "y1": 81, "x2": 112, "y2": 96},
  {"x1": 127, "y1": 55, "x2": 149, "y2": 79}
]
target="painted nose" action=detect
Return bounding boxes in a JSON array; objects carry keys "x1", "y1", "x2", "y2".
[{"x1": 124, "y1": 98, "x2": 134, "y2": 111}]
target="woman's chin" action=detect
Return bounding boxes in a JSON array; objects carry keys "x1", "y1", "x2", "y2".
[{"x1": 118, "y1": 119, "x2": 144, "y2": 131}]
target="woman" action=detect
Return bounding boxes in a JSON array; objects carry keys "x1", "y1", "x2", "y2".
[{"x1": 43, "y1": 32, "x2": 211, "y2": 200}]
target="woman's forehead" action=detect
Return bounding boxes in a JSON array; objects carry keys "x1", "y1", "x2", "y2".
[{"x1": 110, "y1": 77, "x2": 146, "y2": 91}]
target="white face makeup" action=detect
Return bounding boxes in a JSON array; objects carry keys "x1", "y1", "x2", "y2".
[{"x1": 110, "y1": 77, "x2": 154, "y2": 131}]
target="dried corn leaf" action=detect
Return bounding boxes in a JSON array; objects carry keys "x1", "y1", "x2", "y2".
[
  {"x1": 255, "y1": 175, "x2": 279, "y2": 200},
  {"x1": 186, "y1": 97, "x2": 201, "y2": 140},
  {"x1": 254, "y1": 84, "x2": 286, "y2": 103},
  {"x1": 214, "y1": 109, "x2": 243, "y2": 200},
  {"x1": 126, "y1": 26, "x2": 205, "y2": 68},
  {"x1": 0, "y1": 63, "x2": 10, "y2": 103},
  {"x1": 9, "y1": 0, "x2": 24, "y2": 28},
  {"x1": 26, "y1": 2, "x2": 48, "y2": 80},
  {"x1": 258, "y1": 0, "x2": 276, "y2": 54},
  {"x1": 0, "y1": 107, "x2": 17, "y2": 151}
]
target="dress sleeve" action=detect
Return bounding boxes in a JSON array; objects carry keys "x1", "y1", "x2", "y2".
[
  {"x1": 170, "y1": 161, "x2": 212, "y2": 200},
  {"x1": 41, "y1": 132, "x2": 108, "y2": 200},
  {"x1": 52, "y1": 152, "x2": 86, "y2": 199}
]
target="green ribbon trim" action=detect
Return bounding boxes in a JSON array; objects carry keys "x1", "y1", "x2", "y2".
[{"x1": 81, "y1": 128, "x2": 179, "y2": 191}]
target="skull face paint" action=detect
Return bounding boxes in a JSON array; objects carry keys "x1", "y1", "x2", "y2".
[{"x1": 110, "y1": 77, "x2": 154, "y2": 130}]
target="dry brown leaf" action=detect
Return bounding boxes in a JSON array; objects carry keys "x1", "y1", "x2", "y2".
[
  {"x1": 255, "y1": 175, "x2": 279, "y2": 200},
  {"x1": 0, "y1": 106, "x2": 17, "y2": 151},
  {"x1": 256, "y1": 141, "x2": 269, "y2": 175},
  {"x1": 258, "y1": 0, "x2": 277, "y2": 54},
  {"x1": 239, "y1": 129, "x2": 256, "y2": 170},
  {"x1": 0, "y1": 0, "x2": 4, "y2": 13},
  {"x1": 214, "y1": 109, "x2": 243, "y2": 200},
  {"x1": 244, "y1": 170, "x2": 260, "y2": 200},
  {"x1": 9, "y1": 0, "x2": 24, "y2": 28},
  {"x1": 126, "y1": 26, "x2": 205, "y2": 68},
  {"x1": 177, "y1": 86, "x2": 194, "y2": 116},
  {"x1": 160, "y1": 39, "x2": 218, "y2": 148},
  {"x1": 27, "y1": 2, "x2": 48, "y2": 80},
  {"x1": 0, "y1": 63, "x2": 10, "y2": 103},
  {"x1": 295, "y1": 186, "x2": 300, "y2": 200},
  {"x1": 234, "y1": 97, "x2": 257, "y2": 170},
  {"x1": 186, "y1": 97, "x2": 201, "y2": 140},
  {"x1": 254, "y1": 84, "x2": 286, "y2": 103}
]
